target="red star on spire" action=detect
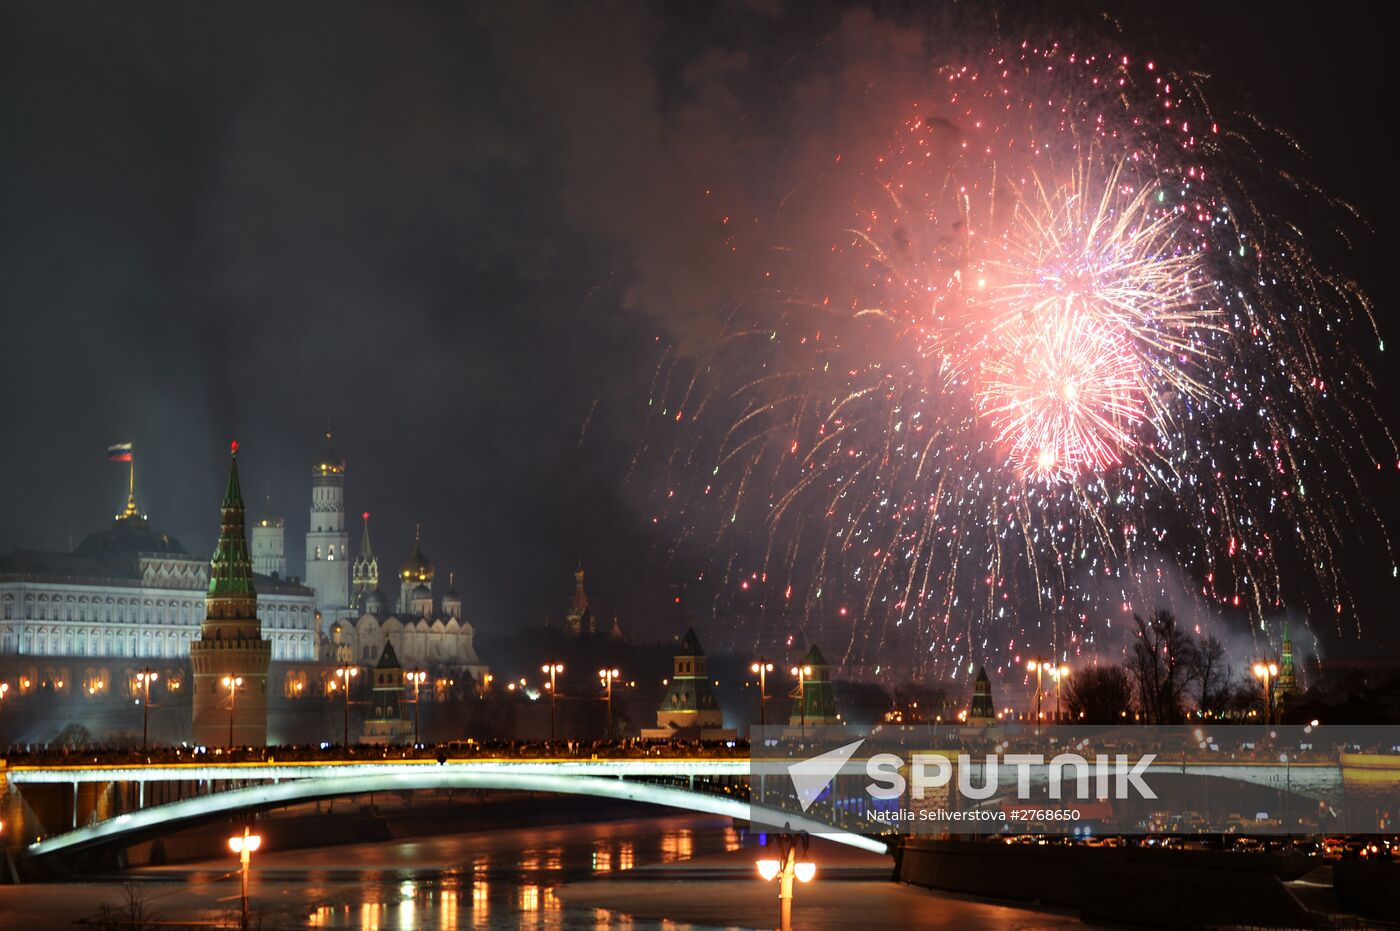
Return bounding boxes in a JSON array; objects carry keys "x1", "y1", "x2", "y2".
[{"x1": 230, "y1": 439, "x2": 240, "y2": 456}]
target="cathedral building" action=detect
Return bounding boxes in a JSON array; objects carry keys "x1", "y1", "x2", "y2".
[
  {"x1": 564, "y1": 565, "x2": 594, "y2": 636},
  {"x1": 326, "y1": 520, "x2": 487, "y2": 684},
  {"x1": 189, "y1": 442, "x2": 272, "y2": 747}
]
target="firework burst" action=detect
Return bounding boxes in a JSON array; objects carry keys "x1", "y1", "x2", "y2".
[{"x1": 643, "y1": 38, "x2": 1394, "y2": 680}]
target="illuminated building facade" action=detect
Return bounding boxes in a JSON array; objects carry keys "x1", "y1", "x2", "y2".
[{"x1": 0, "y1": 462, "x2": 317, "y2": 674}]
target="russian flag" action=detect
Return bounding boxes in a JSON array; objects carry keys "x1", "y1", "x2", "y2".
[{"x1": 107, "y1": 442, "x2": 133, "y2": 462}]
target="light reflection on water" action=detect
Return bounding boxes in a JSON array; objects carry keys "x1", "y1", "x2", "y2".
[{"x1": 207, "y1": 815, "x2": 742, "y2": 930}]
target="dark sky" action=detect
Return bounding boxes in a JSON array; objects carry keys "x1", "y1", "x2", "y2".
[{"x1": 1, "y1": 2, "x2": 1395, "y2": 658}]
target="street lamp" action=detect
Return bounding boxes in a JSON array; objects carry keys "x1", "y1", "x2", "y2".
[
  {"x1": 334, "y1": 664, "x2": 359, "y2": 746},
  {"x1": 221, "y1": 676, "x2": 243, "y2": 749},
  {"x1": 789, "y1": 664, "x2": 813, "y2": 738},
  {"x1": 407, "y1": 669, "x2": 427, "y2": 747},
  {"x1": 1253, "y1": 662, "x2": 1279, "y2": 724},
  {"x1": 135, "y1": 668, "x2": 158, "y2": 752},
  {"x1": 542, "y1": 663, "x2": 564, "y2": 741},
  {"x1": 1026, "y1": 660, "x2": 1050, "y2": 734},
  {"x1": 228, "y1": 825, "x2": 263, "y2": 931},
  {"x1": 756, "y1": 832, "x2": 815, "y2": 931},
  {"x1": 598, "y1": 668, "x2": 620, "y2": 738},
  {"x1": 1048, "y1": 664, "x2": 1069, "y2": 724},
  {"x1": 0, "y1": 681, "x2": 9, "y2": 747},
  {"x1": 750, "y1": 659, "x2": 774, "y2": 728}
]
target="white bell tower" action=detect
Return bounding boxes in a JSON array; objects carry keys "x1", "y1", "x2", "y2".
[{"x1": 305, "y1": 431, "x2": 350, "y2": 628}]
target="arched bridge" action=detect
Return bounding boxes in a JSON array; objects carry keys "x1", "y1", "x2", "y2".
[{"x1": 3, "y1": 757, "x2": 889, "y2": 861}]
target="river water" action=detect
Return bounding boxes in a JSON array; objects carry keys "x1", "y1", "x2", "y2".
[{"x1": 2, "y1": 814, "x2": 747, "y2": 930}]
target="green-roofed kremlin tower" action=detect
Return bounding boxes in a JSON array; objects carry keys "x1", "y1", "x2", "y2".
[
  {"x1": 190, "y1": 441, "x2": 271, "y2": 747},
  {"x1": 640, "y1": 626, "x2": 734, "y2": 739},
  {"x1": 363, "y1": 637, "x2": 412, "y2": 744},
  {"x1": 967, "y1": 666, "x2": 997, "y2": 726},
  {"x1": 789, "y1": 643, "x2": 838, "y2": 728}
]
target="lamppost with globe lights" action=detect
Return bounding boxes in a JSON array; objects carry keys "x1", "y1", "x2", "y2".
[
  {"x1": 1253, "y1": 662, "x2": 1279, "y2": 724},
  {"x1": 333, "y1": 663, "x2": 359, "y2": 745},
  {"x1": 598, "y1": 667, "x2": 620, "y2": 737},
  {"x1": 756, "y1": 832, "x2": 816, "y2": 931},
  {"x1": 228, "y1": 824, "x2": 263, "y2": 931},
  {"x1": 221, "y1": 676, "x2": 243, "y2": 748},
  {"x1": 750, "y1": 658, "x2": 773, "y2": 728},
  {"x1": 1048, "y1": 664, "x2": 1070, "y2": 723},
  {"x1": 790, "y1": 664, "x2": 813, "y2": 738},
  {"x1": 1026, "y1": 660, "x2": 1066, "y2": 733},
  {"x1": 135, "y1": 668, "x2": 158, "y2": 752},
  {"x1": 542, "y1": 663, "x2": 564, "y2": 741},
  {"x1": 406, "y1": 669, "x2": 427, "y2": 747}
]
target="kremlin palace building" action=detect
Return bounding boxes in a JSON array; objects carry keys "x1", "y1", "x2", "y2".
[{"x1": 0, "y1": 436, "x2": 486, "y2": 743}]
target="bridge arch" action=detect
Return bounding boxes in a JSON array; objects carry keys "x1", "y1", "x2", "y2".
[{"x1": 27, "y1": 769, "x2": 888, "y2": 860}]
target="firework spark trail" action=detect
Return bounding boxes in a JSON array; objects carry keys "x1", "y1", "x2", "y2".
[{"x1": 641, "y1": 39, "x2": 1396, "y2": 680}]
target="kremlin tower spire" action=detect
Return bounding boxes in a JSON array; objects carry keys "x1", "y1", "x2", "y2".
[
  {"x1": 352, "y1": 510, "x2": 380, "y2": 609},
  {"x1": 1278, "y1": 617, "x2": 1299, "y2": 704},
  {"x1": 190, "y1": 441, "x2": 271, "y2": 748}
]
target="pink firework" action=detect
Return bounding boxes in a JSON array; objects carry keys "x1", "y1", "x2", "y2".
[{"x1": 979, "y1": 306, "x2": 1146, "y2": 480}]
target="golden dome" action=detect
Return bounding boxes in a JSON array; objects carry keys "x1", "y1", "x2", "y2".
[
  {"x1": 400, "y1": 523, "x2": 434, "y2": 583},
  {"x1": 313, "y1": 431, "x2": 345, "y2": 476}
]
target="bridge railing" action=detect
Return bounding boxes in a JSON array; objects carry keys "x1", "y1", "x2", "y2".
[{"x1": 2, "y1": 737, "x2": 750, "y2": 769}]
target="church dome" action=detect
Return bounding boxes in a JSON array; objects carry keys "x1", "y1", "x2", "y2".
[
  {"x1": 313, "y1": 431, "x2": 345, "y2": 477},
  {"x1": 75, "y1": 517, "x2": 187, "y2": 559},
  {"x1": 400, "y1": 525, "x2": 434, "y2": 583},
  {"x1": 363, "y1": 588, "x2": 389, "y2": 616},
  {"x1": 410, "y1": 583, "x2": 432, "y2": 600},
  {"x1": 254, "y1": 488, "x2": 284, "y2": 529}
]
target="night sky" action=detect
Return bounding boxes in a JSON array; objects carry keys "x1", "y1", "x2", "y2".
[{"x1": 1, "y1": 2, "x2": 1396, "y2": 660}]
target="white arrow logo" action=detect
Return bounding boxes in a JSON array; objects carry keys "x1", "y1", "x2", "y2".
[{"x1": 787, "y1": 739, "x2": 865, "y2": 811}]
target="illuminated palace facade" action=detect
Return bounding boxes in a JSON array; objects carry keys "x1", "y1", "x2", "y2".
[
  {"x1": 0, "y1": 462, "x2": 317, "y2": 709},
  {"x1": 0, "y1": 437, "x2": 488, "y2": 723}
]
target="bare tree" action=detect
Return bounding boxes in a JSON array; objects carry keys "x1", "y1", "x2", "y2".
[
  {"x1": 95, "y1": 883, "x2": 159, "y2": 931},
  {"x1": 1063, "y1": 665, "x2": 1133, "y2": 723},
  {"x1": 1187, "y1": 634, "x2": 1232, "y2": 716},
  {"x1": 1126, "y1": 610, "x2": 1194, "y2": 723}
]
